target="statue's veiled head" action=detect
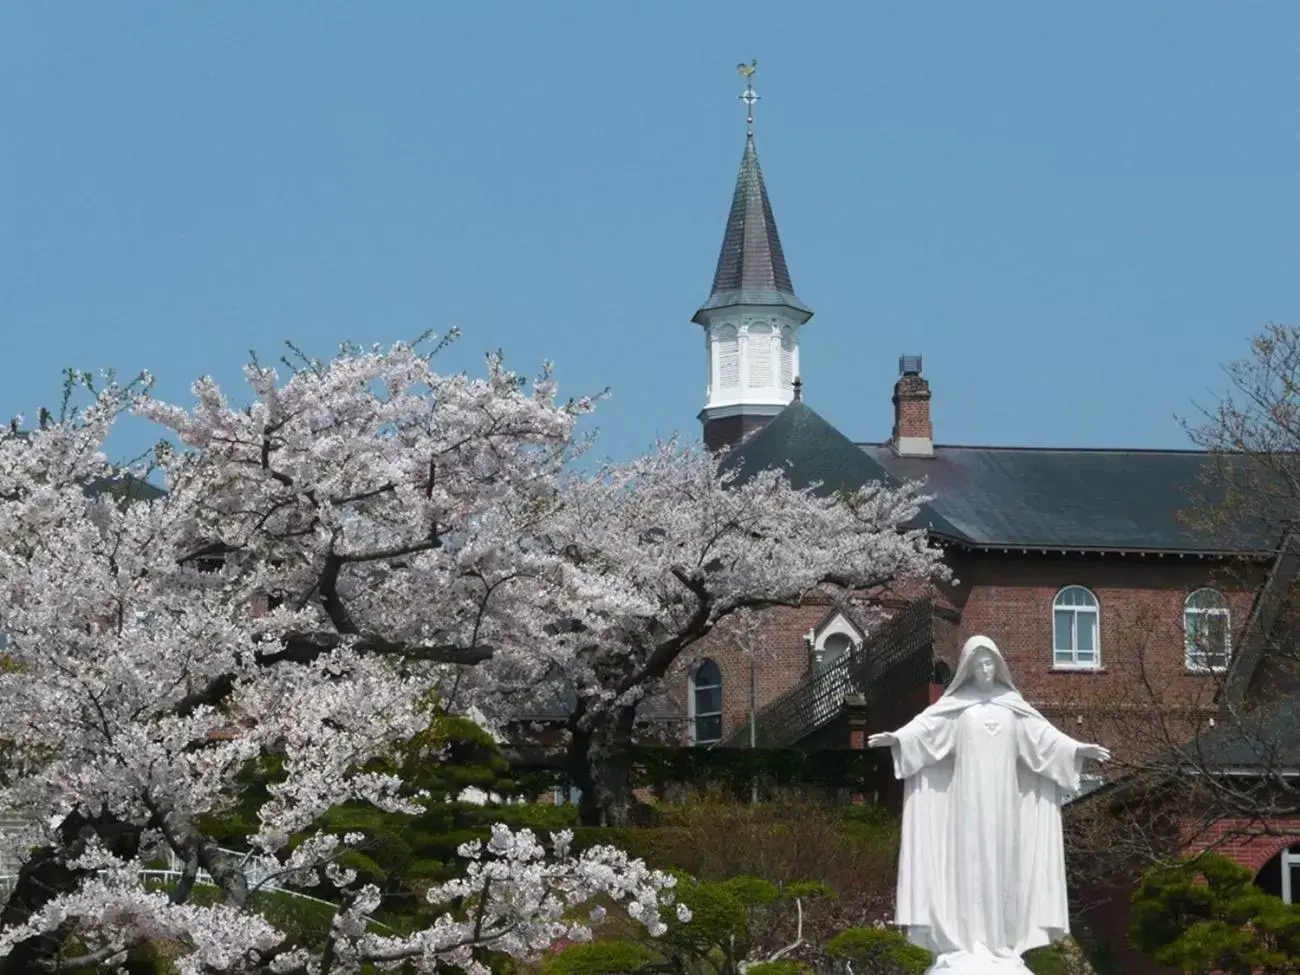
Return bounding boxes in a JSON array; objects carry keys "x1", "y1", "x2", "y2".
[
  {"x1": 945, "y1": 635, "x2": 1019, "y2": 698},
  {"x1": 971, "y1": 649, "x2": 999, "y2": 691}
]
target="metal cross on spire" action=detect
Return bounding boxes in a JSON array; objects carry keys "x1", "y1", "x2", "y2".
[{"x1": 737, "y1": 59, "x2": 759, "y2": 137}]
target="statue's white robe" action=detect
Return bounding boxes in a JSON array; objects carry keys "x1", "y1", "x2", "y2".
[{"x1": 890, "y1": 686, "x2": 1084, "y2": 958}]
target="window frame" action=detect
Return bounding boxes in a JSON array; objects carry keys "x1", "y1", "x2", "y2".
[
  {"x1": 1052, "y1": 585, "x2": 1101, "y2": 670},
  {"x1": 1282, "y1": 847, "x2": 1300, "y2": 905},
  {"x1": 809, "y1": 611, "x2": 863, "y2": 670},
  {"x1": 1183, "y1": 587, "x2": 1231, "y2": 674},
  {"x1": 689, "y1": 658, "x2": 723, "y2": 746}
]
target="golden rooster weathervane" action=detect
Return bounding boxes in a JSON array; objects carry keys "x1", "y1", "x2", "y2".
[{"x1": 737, "y1": 59, "x2": 759, "y2": 136}]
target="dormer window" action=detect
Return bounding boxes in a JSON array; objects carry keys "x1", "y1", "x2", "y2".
[{"x1": 807, "y1": 608, "x2": 864, "y2": 671}]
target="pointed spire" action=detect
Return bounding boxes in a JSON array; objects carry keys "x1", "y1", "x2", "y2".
[{"x1": 693, "y1": 66, "x2": 811, "y2": 326}]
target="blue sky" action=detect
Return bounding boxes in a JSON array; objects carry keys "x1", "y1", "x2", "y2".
[{"x1": 3, "y1": 3, "x2": 1297, "y2": 463}]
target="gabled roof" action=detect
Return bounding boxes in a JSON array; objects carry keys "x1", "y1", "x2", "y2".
[
  {"x1": 864, "y1": 443, "x2": 1269, "y2": 556},
  {"x1": 810, "y1": 603, "x2": 866, "y2": 642},
  {"x1": 721, "y1": 399, "x2": 1268, "y2": 556},
  {"x1": 692, "y1": 135, "x2": 812, "y2": 324}
]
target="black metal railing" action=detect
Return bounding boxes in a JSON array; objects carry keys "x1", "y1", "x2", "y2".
[{"x1": 720, "y1": 598, "x2": 934, "y2": 749}]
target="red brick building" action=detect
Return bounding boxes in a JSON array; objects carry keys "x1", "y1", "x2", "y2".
[
  {"x1": 680, "y1": 95, "x2": 1264, "y2": 760},
  {"x1": 669, "y1": 74, "x2": 1299, "y2": 947}
]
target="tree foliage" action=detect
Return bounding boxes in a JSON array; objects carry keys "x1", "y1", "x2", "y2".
[
  {"x1": 825, "y1": 926, "x2": 932, "y2": 975},
  {"x1": 544, "y1": 872, "x2": 825, "y2": 975},
  {"x1": 0, "y1": 339, "x2": 940, "y2": 970},
  {"x1": 1129, "y1": 851, "x2": 1300, "y2": 974}
]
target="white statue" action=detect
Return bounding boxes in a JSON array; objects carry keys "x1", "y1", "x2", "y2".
[{"x1": 867, "y1": 636, "x2": 1110, "y2": 974}]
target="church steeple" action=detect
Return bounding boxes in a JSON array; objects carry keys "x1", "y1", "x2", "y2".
[
  {"x1": 694, "y1": 62, "x2": 813, "y2": 451},
  {"x1": 692, "y1": 129, "x2": 812, "y2": 325}
]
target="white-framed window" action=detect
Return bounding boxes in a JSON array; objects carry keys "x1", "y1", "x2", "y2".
[
  {"x1": 1255, "y1": 846, "x2": 1300, "y2": 904},
  {"x1": 1284, "y1": 848, "x2": 1300, "y2": 905},
  {"x1": 1053, "y1": 586, "x2": 1100, "y2": 669},
  {"x1": 1184, "y1": 588, "x2": 1231, "y2": 673},
  {"x1": 689, "y1": 659, "x2": 723, "y2": 745},
  {"x1": 818, "y1": 632, "x2": 854, "y2": 666},
  {"x1": 807, "y1": 611, "x2": 864, "y2": 671}
]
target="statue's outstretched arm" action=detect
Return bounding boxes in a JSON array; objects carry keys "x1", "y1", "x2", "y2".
[
  {"x1": 1016, "y1": 713, "x2": 1110, "y2": 790},
  {"x1": 870, "y1": 712, "x2": 955, "y2": 779}
]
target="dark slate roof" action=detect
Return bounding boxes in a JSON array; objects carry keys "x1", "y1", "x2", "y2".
[
  {"x1": 86, "y1": 473, "x2": 165, "y2": 503},
  {"x1": 1174, "y1": 696, "x2": 1300, "y2": 772},
  {"x1": 864, "y1": 444, "x2": 1268, "y2": 554},
  {"x1": 721, "y1": 399, "x2": 1268, "y2": 555},
  {"x1": 722, "y1": 401, "x2": 965, "y2": 539},
  {"x1": 692, "y1": 135, "x2": 812, "y2": 324}
]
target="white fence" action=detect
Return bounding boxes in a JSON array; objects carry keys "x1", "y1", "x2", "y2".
[{"x1": 0, "y1": 822, "x2": 343, "y2": 914}]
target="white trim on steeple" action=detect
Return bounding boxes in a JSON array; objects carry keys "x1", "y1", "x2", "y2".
[{"x1": 700, "y1": 305, "x2": 804, "y2": 421}]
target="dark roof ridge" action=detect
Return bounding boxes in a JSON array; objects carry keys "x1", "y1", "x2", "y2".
[{"x1": 856, "y1": 441, "x2": 1207, "y2": 456}]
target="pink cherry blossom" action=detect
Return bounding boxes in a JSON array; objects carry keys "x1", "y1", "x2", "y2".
[{"x1": 0, "y1": 340, "x2": 941, "y2": 969}]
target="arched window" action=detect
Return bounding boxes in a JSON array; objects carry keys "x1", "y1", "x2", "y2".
[
  {"x1": 1053, "y1": 586, "x2": 1100, "y2": 669},
  {"x1": 820, "y1": 632, "x2": 854, "y2": 664},
  {"x1": 716, "y1": 325, "x2": 740, "y2": 389},
  {"x1": 1255, "y1": 846, "x2": 1300, "y2": 903},
  {"x1": 1185, "y1": 588, "x2": 1231, "y2": 672},
  {"x1": 689, "y1": 659, "x2": 723, "y2": 745},
  {"x1": 746, "y1": 323, "x2": 773, "y2": 388},
  {"x1": 808, "y1": 610, "x2": 863, "y2": 673}
]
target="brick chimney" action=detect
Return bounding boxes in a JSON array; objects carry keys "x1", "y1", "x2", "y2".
[{"x1": 891, "y1": 355, "x2": 933, "y2": 458}]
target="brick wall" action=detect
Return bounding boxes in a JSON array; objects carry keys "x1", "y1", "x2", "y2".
[
  {"x1": 1182, "y1": 815, "x2": 1300, "y2": 874},
  {"x1": 671, "y1": 551, "x2": 1261, "y2": 763},
  {"x1": 702, "y1": 413, "x2": 774, "y2": 452},
  {"x1": 674, "y1": 599, "x2": 835, "y2": 743},
  {"x1": 891, "y1": 374, "x2": 932, "y2": 442},
  {"x1": 939, "y1": 551, "x2": 1260, "y2": 767}
]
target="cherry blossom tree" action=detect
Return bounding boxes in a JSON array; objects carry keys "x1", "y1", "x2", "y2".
[
  {"x1": 0, "y1": 343, "x2": 681, "y2": 972},
  {"x1": 0, "y1": 337, "x2": 943, "y2": 967},
  {"x1": 484, "y1": 442, "x2": 946, "y2": 826}
]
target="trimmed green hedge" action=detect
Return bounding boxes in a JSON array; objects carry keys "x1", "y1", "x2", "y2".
[{"x1": 627, "y1": 745, "x2": 888, "y2": 799}]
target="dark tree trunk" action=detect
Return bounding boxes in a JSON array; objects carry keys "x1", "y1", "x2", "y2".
[
  {"x1": 0, "y1": 810, "x2": 142, "y2": 974},
  {"x1": 568, "y1": 704, "x2": 638, "y2": 827}
]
